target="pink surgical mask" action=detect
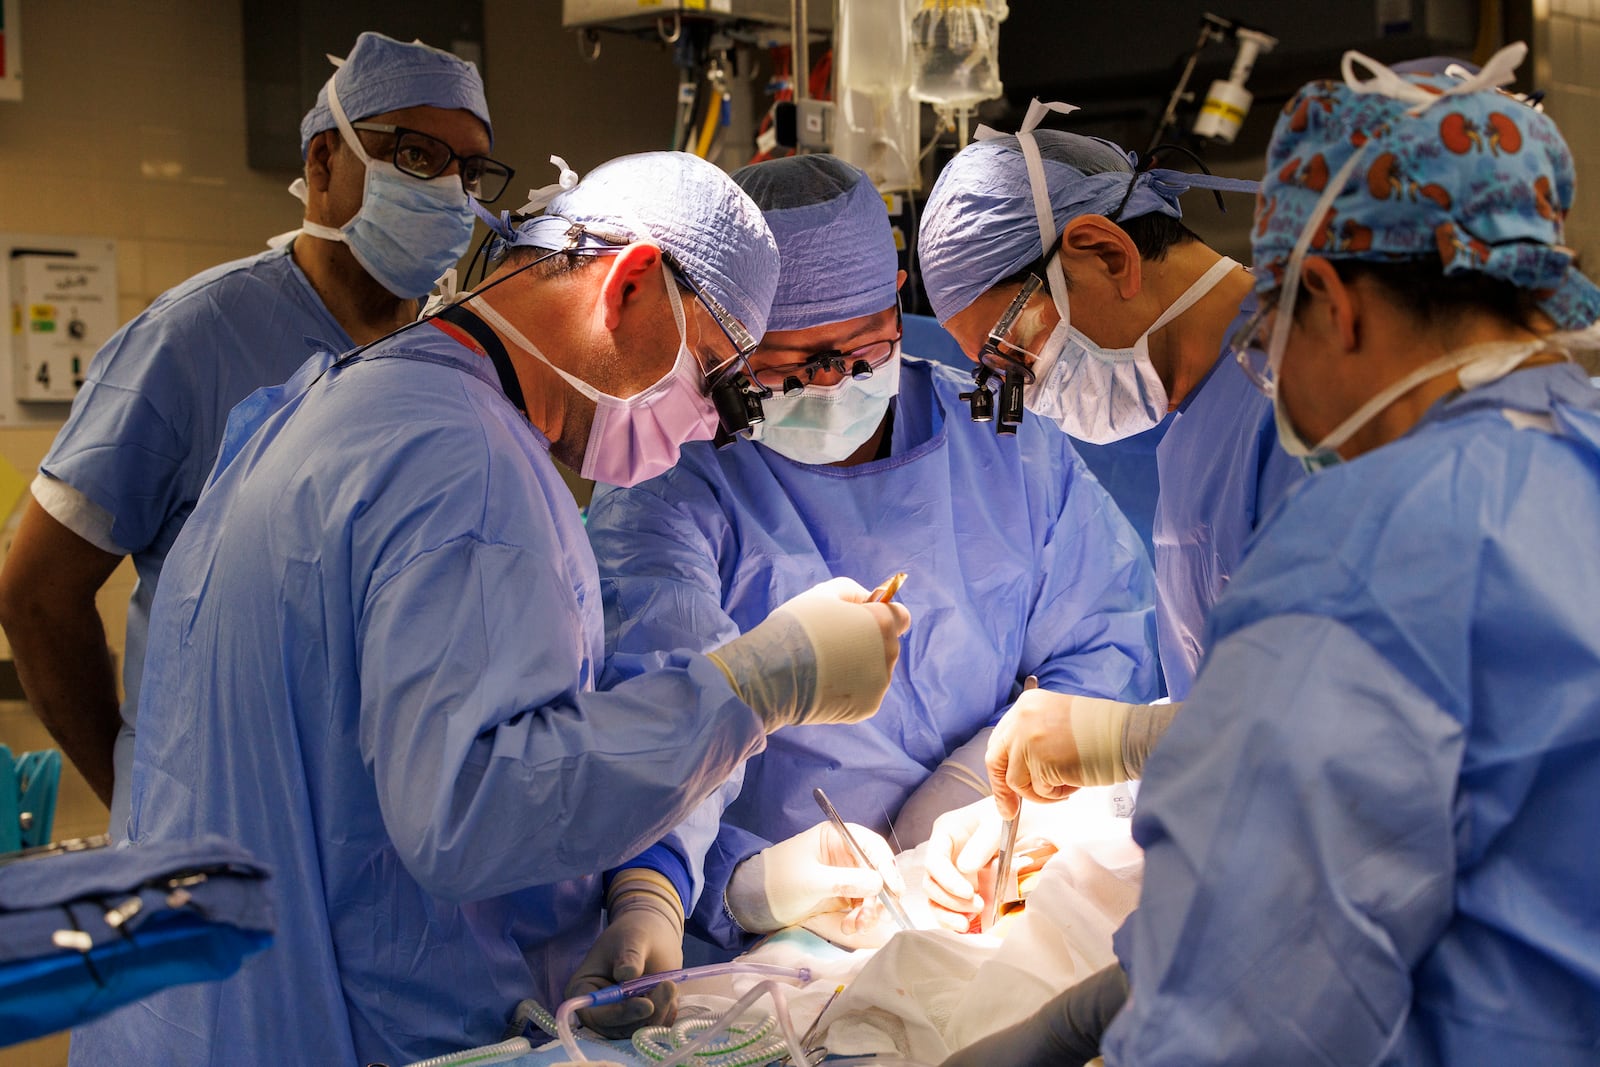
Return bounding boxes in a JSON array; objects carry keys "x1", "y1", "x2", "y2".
[{"x1": 469, "y1": 263, "x2": 719, "y2": 487}]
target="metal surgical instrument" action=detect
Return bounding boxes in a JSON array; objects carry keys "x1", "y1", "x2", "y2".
[{"x1": 812, "y1": 787, "x2": 914, "y2": 932}]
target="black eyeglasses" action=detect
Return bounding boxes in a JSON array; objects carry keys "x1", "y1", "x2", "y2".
[
  {"x1": 751, "y1": 307, "x2": 904, "y2": 394},
  {"x1": 350, "y1": 122, "x2": 515, "y2": 203}
]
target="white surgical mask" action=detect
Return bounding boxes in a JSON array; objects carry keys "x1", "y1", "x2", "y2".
[
  {"x1": 751, "y1": 349, "x2": 902, "y2": 464},
  {"x1": 1024, "y1": 256, "x2": 1237, "y2": 443},
  {"x1": 470, "y1": 263, "x2": 719, "y2": 487}
]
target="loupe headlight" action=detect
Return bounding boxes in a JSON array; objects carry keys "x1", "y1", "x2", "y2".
[
  {"x1": 960, "y1": 365, "x2": 997, "y2": 423},
  {"x1": 710, "y1": 369, "x2": 768, "y2": 447}
]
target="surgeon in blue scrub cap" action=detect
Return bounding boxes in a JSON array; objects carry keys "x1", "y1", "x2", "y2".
[
  {"x1": 0, "y1": 31, "x2": 499, "y2": 843},
  {"x1": 945, "y1": 44, "x2": 1600, "y2": 1067},
  {"x1": 587, "y1": 154, "x2": 1158, "y2": 952},
  {"x1": 920, "y1": 101, "x2": 1300, "y2": 706},
  {"x1": 66, "y1": 151, "x2": 911, "y2": 1067},
  {"x1": 912, "y1": 102, "x2": 1300, "y2": 928}
]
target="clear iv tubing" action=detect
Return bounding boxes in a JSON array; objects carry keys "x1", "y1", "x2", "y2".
[{"x1": 554, "y1": 961, "x2": 812, "y2": 1063}]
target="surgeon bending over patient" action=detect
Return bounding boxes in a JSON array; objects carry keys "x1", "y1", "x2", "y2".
[
  {"x1": 588, "y1": 154, "x2": 1158, "y2": 954},
  {"x1": 945, "y1": 43, "x2": 1600, "y2": 1067}
]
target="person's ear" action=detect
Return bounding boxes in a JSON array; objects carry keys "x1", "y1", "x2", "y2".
[
  {"x1": 303, "y1": 130, "x2": 338, "y2": 195},
  {"x1": 895, "y1": 269, "x2": 908, "y2": 292},
  {"x1": 1299, "y1": 257, "x2": 1358, "y2": 352},
  {"x1": 1059, "y1": 216, "x2": 1143, "y2": 300},
  {"x1": 599, "y1": 242, "x2": 664, "y2": 331}
]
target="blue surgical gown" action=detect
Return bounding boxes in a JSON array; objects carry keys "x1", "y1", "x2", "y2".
[
  {"x1": 1073, "y1": 416, "x2": 1170, "y2": 578},
  {"x1": 1151, "y1": 298, "x2": 1303, "y2": 699},
  {"x1": 68, "y1": 326, "x2": 768, "y2": 1067},
  {"x1": 1106, "y1": 363, "x2": 1600, "y2": 1066},
  {"x1": 39, "y1": 245, "x2": 351, "y2": 835},
  {"x1": 589, "y1": 356, "x2": 1158, "y2": 947}
]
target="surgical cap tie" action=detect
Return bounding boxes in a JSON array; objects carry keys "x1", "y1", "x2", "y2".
[
  {"x1": 983, "y1": 99, "x2": 1082, "y2": 309},
  {"x1": 520, "y1": 156, "x2": 582, "y2": 214},
  {"x1": 1343, "y1": 41, "x2": 1526, "y2": 115}
]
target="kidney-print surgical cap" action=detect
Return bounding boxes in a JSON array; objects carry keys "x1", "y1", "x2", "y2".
[{"x1": 1255, "y1": 42, "x2": 1600, "y2": 330}]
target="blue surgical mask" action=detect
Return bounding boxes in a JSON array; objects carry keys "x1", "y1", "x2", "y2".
[
  {"x1": 751, "y1": 349, "x2": 901, "y2": 464},
  {"x1": 294, "y1": 74, "x2": 475, "y2": 300}
]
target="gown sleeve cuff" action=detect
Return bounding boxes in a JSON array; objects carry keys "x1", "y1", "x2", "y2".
[{"x1": 606, "y1": 843, "x2": 692, "y2": 913}]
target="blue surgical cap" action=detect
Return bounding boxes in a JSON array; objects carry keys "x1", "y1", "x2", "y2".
[
  {"x1": 542, "y1": 152, "x2": 781, "y2": 340},
  {"x1": 732, "y1": 155, "x2": 899, "y2": 331},
  {"x1": 918, "y1": 131, "x2": 1160, "y2": 323},
  {"x1": 299, "y1": 32, "x2": 491, "y2": 159}
]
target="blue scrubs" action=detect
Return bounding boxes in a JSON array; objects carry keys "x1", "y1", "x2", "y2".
[
  {"x1": 39, "y1": 245, "x2": 351, "y2": 835},
  {"x1": 1151, "y1": 299, "x2": 1303, "y2": 699},
  {"x1": 1074, "y1": 416, "x2": 1170, "y2": 575},
  {"x1": 589, "y1": 356, "x2": 1158, "y2": 947},
  {"x1": 69, "y1": 325, "x2": 767, "y2": 1067},
  {"x1": 1107, "y1": 364, "x2": 1600, "y2": 1065},
  {"x1": 908, "y1": 309, "x2": 1170, "y2": 566}
]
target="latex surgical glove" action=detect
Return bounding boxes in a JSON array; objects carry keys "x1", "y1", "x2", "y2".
[
  {"x1": 892, "y1": 726, "x2": 994, "y2": 849},
  {"x1": 564, "y1": 868, "x2": 684, "y2": 1039},
  {"x1": 987, "y1": 691, "x2": 1181, "y2": 819},
  {"x1": 940, "y1": 963, "x2": 1128, "y2": 1067},
  {"x1": 707, "y1": 577, "x2": 911, "y2": 733},
  {"x1": 725, "y1": 820, "x2": 905, "y2": 949},
  {"x1": 923, "y1": 796, "x2": 1007, "y2": 932}
]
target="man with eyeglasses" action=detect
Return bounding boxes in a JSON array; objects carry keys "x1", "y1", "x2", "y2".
[
  {"x1": 943, "y1": 48, "x2": 1600, "y2": 1067},
  {"x1": 0, "y1": 32, "x2": 508, "y2": 841},
  {"x1": 903, "y1": 115, "x2": 1310, "y2": 934},
  {"x1": 66, "y1": 151, "x2": 912, "y2": 1067},
  {"x1": 587, "y1": 155, "x2": 1157, "y2": 955}
]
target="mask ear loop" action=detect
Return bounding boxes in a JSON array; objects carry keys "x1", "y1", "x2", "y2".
[
  {"x1": 1264, "y1": 145, "x2": 1372, "y2": 393},
  {"x1": 324, "y1": 72, "x2": 375, "y2": 167}
]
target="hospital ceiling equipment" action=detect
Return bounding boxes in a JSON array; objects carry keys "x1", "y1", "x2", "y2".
[{"x1": 562, "y1": 1, "x2": 1486, "y2": 185}]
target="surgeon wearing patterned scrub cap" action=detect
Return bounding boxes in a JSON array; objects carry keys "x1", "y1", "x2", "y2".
[{"x1": 946, "y1": 41, "x2": 1600, "y2": 1067}]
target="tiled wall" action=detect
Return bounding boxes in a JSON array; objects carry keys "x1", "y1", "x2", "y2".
[
  {"x1": 0, "y1": 2, "x2": 677, "y2": 1063},
  {"x1": 1539, "y1": 0, "x2": 1600, "y2": 265}
]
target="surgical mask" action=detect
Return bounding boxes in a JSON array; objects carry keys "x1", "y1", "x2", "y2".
[
  {"x1": 1025, "y1": 256, "x2": 1237, "y2": 443},
  {"x1": 292, "y1": 74, "x2": 476, "y2": 300},
  {"x1": 469, "y1": 263, "x2": 719, "y2": 487},
  {"x1": 750, "y1": 349, "x2": 902, "y2": 464}
]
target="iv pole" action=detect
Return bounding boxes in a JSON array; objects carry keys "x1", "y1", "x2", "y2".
[{"x1": 1148, "y1": 12, "x2": 1236, "y2": 154}]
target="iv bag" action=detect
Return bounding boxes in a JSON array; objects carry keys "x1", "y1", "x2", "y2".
[
  {"x1": 836, "y1": 0, "x2": 920, "y2": 191},
  {"x1": 909, "y1": 0, "x2": 1008, "y2": 109}
]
